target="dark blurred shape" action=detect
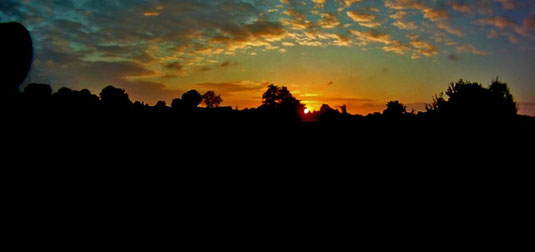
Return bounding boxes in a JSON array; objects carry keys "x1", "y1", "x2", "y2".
[
  {"x1": 318, "y1": 104, "x2": 341, "y2": 122},
  {"x1": 427, "y1": 78, "x2": 518, "y2": 119},
  {"x1": 23, "y1": 83, "x2": 52, "y2": 103},
  {"x1": 52, "y1": 87, "x2": 99, "y2": 114},
  {"x1": 202, "y1": 91, "x2": 222, "y2": 108},
  {"x1": 488, "y1": 77, "x2": 517, "y2": 117},
  {"x1": 181, "y1": 90, "x2": 202, "y2": 109},
  {"x1": 171, "y1": 98, "x2": 183, "y2": 110},
  {"x1": 100, "y1": 85, "x2": 132, "y2": 111},
  {"x1": 261, "y1": 84, "x2": 296, "y2": 108},
  {"x1": 259, "y1": 84, "x2": 304, "y2": 122},
  {"x1": 383, "y1": 100, "x2": 407, "y2": 119},
  {"x1": 0, "y1": 22, "x2": 33, "y2": 99}
]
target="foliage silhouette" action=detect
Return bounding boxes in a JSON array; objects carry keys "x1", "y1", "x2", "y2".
[
  {"x1": 0, "y1": 22, "x2": 33, "y2": 99},
  {"x1": 258, "y1": 84, "x2": 305, "y2": 122},
  {"x1": 202, "y1": 91, "x2": 223, "y2": 108},
  {"x1": 181, "y1": 90, "x2": 202, "y2": 109},
  {"x1": 100, "y1": 85, "x2": 132, "y2": 111},
  {"x1": 22, "y1": 83, "x2": 52, "y2": 108},
  {"x1": 427, "y1": 78, "x2": 518, "y2": 119},
  {"x1": 383, "y1": 100, "x2": 407, "y2": 119},
  {"x1": 171, "y1": 98, "x2": 183, "y2": 110}
]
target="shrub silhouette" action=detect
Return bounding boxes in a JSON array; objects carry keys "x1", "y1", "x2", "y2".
[
  {"x1": 171, "y1": 98, "x2": 183, "y2": 110},
  {"x1": 100, "y1": 85, "x2": 131, "y2": 110},
  {"x1": 202, "y1": 91, "x2": 222, "y2": 108},
  {"x1": 0, "y1": 22, "x2": 33, "y2": 98},
  {"x1": 181, "y1": 90, "x2": 202, "y2": 109},
  {"x1": 383, "y1": 100, "x2": 406, "y2": 119}
]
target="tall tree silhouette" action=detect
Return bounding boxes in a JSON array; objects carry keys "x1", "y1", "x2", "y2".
[
  {"x1": 202, "y1": 91, "x2": 222, "y2": 108},
  {"x1": 260, "y1": 84, "x2": 304, "y2": 121},
  {"x1": 0, "y1": 22, "x2": 33, "y2": 99},
  {"x1": 181, "y1": 90, "x2": 202, "y2": 109}
]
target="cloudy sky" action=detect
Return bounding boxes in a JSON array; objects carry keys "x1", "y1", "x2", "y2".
[{"x1": 1, "y1": 0, "x2": 535, "y2": 115}]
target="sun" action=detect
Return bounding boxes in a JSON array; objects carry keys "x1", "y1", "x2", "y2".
[{"x1": 304, "y1": 108, "x2": 310, "y2": 114}]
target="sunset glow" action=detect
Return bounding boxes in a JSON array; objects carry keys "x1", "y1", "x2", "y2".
[{"x1": 2, "y1": 0, "x2": 535, "y2": 115}]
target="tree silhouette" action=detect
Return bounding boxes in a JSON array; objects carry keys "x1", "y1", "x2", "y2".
[
  {"x1": 383, "y1": 100, "x2": 406, "y2": 118},
  {"x1": 181, "y1": 90, "x2": 202, "y2": 109},
  {"x1": 202, "y1": 91, "x2": 223, "y2": 108},
  {"x1": 262, "y1": 84, "x2": 296, "y2": 108},
  {"x1": 100, "y1": 85, "x2": 132, "y2": 110},
  {"x1": 171, "y1": 98, "x2": 183, "y2": 110},
  {"x1": 52, "y1": 87, "x2": 99, "y2": 113},
  {"x1": 428, "y1": 79, "x2": 518, "y2": 119},
  {"x1": 154, "y1": 100, "x2": 167, "y2": 108},
  {"x1": 488, "y1": 77, "x2": 517, "y2": 117},
  {"x1": 318, "y1": 104, "x2": 341, "y2": 122},
  {"x1": 259, "y1": 84, "x2": 305, "y2": 121},
  {"x1": 0, "y1": 22, "x2": 33, "y2": 99}
]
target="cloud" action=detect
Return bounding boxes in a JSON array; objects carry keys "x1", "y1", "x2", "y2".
[
  {"x1": 410, "y1": 39, "x2": 439, "y2": 57},
  {"x1": 448, "y1": 54, "x2": 464, "y2": 61},
  {"x1": 116, "y1": 80, "x2": 183, "y2": 105},
  {"x1": 351, "y1": 30, "x2": 392, "y2": 45},
  {"x1": 393, "y1": 20, "x2": 418, "y2": 30},
  {"x1": 164, "y1": 62, "x2": 183, "y2": 71},
  {"x1": 220, "y1": 60, "x2": 239, "y2": 67},
  {"x1": 321, "y1": 12, "x2": 341, "y2": 29},
  {"x1": 196, "y1": 81, "x2": 266, "y2": 95},
  {"x1": 351, "y1": 30, "x2": 410, "y2": 54},
  {"x1": 343, "y1": 0, "x2": 364, "y2": 8},
  {"x1": 383, "y1": 40, "x2": 411, "y2": 54},
  {"x1": 197, "y1": 66, "x2": 212, "y2": 72},
  {"x1": 449, "y1": 2, "x2": 475, "y2": 15},
  {"x1": 347, "y1": 10, "x2": 381, "y2": 28},
  {"x1": 497, "y1": 0, "x2": 520, "y2": 10},
  {"x1": 143, "y1": 11, "x2": 160, "y2": 17},
  {"x1": 195, "y1": 81, "x2": 268, "y2": 108},
  {"x1": 456, "y1": 44, "x2": 490, "y2": 55},
  {"x1": 478, "y1": 15, "x2": 535, "y2": 39}
]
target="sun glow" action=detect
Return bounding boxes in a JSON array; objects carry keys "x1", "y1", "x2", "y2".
[{"x1": 304, "y1": 108, "x2": 310, "y2": 114}]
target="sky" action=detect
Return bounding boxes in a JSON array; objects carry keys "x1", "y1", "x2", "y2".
[{"x1": 1, "y1": 0, "x2": 535, "y2": 115}]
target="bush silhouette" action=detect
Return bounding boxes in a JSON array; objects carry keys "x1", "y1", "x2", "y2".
[
  {"x1": 52, "y1": 87, "x2": 99, "y2": 113},
  {"x1": 100, "y1": 85, "x2": 131, "y2": 110},
  {"x1": 0, "y1": 22, "x2": 33, "y2": 98},
  {"x1": 23, "y1": 83, "x2": 52, "y2": 103},
  {"x1": 171, "y1": 98, "x2": 183, "y2": 110},
  {"x1": 181, "y1": 90, "x2": 202, "y2": 109},
  {"x1": 383, "y1": 100, "x2": 406, "y2": 119}
]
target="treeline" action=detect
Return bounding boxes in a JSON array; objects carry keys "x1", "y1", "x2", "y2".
[{"x1": 9, "y1": 77, "x2": 525, "y2": 124}]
